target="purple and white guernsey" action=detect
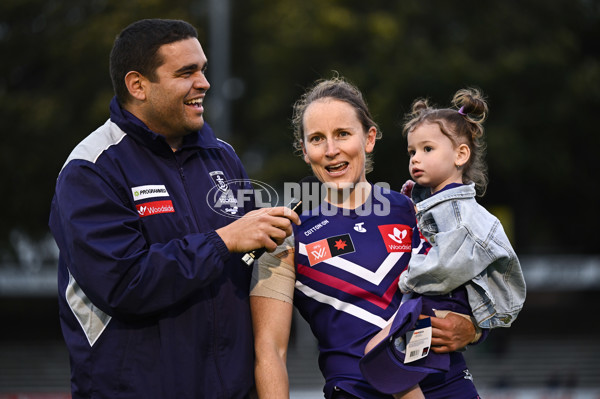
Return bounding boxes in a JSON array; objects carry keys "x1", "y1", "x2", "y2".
[{"x1": 293, "y1": 184, "x2": 425, "y2": 398}]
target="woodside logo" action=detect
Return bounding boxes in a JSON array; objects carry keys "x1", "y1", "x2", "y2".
[
  {"x1": 136, "y1": 200, "x2": 175, "y2": 217},
  {"x1": 377, "y1": 224, "x2": 412, "y2": 253}
]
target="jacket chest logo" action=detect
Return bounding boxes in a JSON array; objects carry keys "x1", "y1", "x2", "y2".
[
  {"x1": 207, "y1": 170, "x2": 239, "y2": 217},
  {"x1": 209, "y1": 171, "x2": 229, "y2": 192}
]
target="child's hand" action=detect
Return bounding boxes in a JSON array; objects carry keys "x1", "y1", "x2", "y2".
[
  {"x1": 398, "y1": 270, "x2": 412, "y2": 294},
  {"x1": 401, "y1": 180, "x2": 415, "y2": 197}
]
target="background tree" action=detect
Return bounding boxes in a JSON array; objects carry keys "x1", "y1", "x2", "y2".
[
  {"x1": 0, "y1": 0, "x2": 598, "y2": 264},
  {"x1": 231, "y1": 0, "x2": 600, "y2": 254},
  {"x1": 0, "y1": 0, "x2": 207, "y2": 259}
]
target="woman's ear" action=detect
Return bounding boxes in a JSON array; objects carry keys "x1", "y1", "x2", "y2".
[
  {"x1": 455, "y1": 143, "x2": 471, "y2": 168},
  {"x1": 365, "y1": 126, "x2": 377, "y2": 154},
  {"x1": 124, "y1": 71, "x2": 147, "y2": 101}
]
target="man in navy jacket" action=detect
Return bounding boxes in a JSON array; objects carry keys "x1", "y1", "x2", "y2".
[{"x1": 49, "y1": 19, "x2": 298, "y2": 398}]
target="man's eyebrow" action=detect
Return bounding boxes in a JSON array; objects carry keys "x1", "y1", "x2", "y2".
[{"x1": 174, "y1": 63, "x2": 203, "y2": 74}]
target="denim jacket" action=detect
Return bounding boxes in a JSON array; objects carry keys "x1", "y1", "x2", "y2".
[{"x1": 398, "y1": 183, "x2": 526, "y2": 328}]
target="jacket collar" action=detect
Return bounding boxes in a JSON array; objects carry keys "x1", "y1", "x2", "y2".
[
  {"x1": 109, "y1": 97, "x2": 222, "y2": 155},
  {"x1": 412, "y1": 182, "x2": 476, "y2": 212}
]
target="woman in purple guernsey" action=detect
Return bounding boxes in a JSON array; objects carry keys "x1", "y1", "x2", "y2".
[{"x1": 250, "y1": 76, "x2": 483, "y2": 399}]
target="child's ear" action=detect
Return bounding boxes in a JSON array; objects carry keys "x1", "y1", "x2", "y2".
[{"x1": 456, "y1": 144, "x2": 470, "y2": 168}]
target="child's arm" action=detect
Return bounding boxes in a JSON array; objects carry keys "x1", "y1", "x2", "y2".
[{"x1": 399, "y1": 225, "x2": 496, "y2": 295}]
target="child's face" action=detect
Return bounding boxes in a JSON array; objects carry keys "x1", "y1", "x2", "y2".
[{"x1": 406, "y1": 122, "x2": 466, "y2": 193}]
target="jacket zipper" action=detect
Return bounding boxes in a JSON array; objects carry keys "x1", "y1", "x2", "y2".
[{"x1": 174, "y1": 151, "x2": 227, "y2": 397}]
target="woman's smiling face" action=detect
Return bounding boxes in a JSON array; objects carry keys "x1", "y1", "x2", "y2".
[{"x1": 302, "y1": 98, "x2": 376, "y2": 194}]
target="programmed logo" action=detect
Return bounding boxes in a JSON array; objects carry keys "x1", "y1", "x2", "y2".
[{"x1": 131, "y1": 185, "x2": 169, "y2": 201}]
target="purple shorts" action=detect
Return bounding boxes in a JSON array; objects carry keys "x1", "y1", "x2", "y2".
[{"x1": 420, "y1": 352, "x2": 480, "y2": 399}]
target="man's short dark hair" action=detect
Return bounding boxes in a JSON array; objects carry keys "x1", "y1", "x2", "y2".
[{"x1": 109, "y1": 19, "x2": 198, "y2": 104}]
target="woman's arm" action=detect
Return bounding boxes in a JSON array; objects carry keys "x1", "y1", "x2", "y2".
[
  {"x1": 250, "y1": 236, "x2": 297, "y2": 398},
  {"x1": 251, "y1": 296, "x2": 294, "y2": 398},
  {"x1": 365, "y1": 310, "x2": 480, "y2": 356}
]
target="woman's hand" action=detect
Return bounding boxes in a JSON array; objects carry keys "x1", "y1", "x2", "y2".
[{"x1": 427, "y1": 312, "x2": 476, "y2": 353}]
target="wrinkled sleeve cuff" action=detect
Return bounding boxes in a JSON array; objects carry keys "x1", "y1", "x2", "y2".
[
  {"x1": 398, "y1": 270, "x2": 412, "y2": 294},
  {"x1": 470, "y1": 319, "x2": 483, "y2": 344},
  {"x1": 472, "y1": 325, "x2": 489, "y2": 345},
  {"x1": 206, "y1": 230, "x2": 231, "y2": 261}
]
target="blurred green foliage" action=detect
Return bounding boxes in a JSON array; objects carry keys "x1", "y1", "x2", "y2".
[{"x1": 1, "y1": 0, "x2": 598, "y2": 258}]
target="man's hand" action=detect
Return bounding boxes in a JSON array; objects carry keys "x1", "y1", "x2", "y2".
[
  {"x1": 426, "y1": 312, "x2": 476, "y2": 353},
  {"x1": 216, "y1": 207, "x2": 300, "y2": 253}
]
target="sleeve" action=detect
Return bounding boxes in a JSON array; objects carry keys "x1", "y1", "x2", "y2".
[
  {"x1": 475, "y1": 327, "x2": 490, "y2": 345},
  {"x1": 250, "y1": 235, "x2": 296, "y2": 304},
  {"x1": 399, "y1": 225, "x2": 495, "y2": 295},
  {"x1": 411, "y1": 219, "x2": 431, "y2": 256},
  {"x1": 50, "y1": 160, "x2": 231, "y2": 318}
]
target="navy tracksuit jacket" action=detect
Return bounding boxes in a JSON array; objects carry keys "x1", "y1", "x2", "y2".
[{"x1": 49, "y1": 97, "x2": 256, "y2": 398}]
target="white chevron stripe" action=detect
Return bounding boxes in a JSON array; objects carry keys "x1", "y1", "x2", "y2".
[
  {"x1": 295, "y1": 281, "x2": 391, "y2": 328},
  {"x1": 299, "y1": 242, "x2": 422, "y2": 285}
]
